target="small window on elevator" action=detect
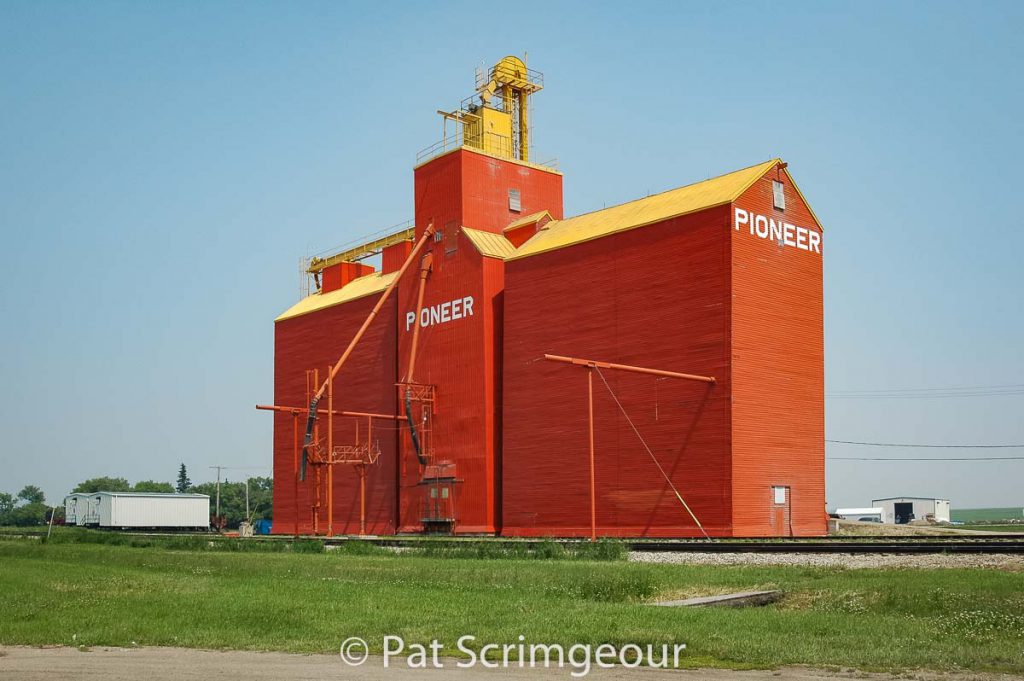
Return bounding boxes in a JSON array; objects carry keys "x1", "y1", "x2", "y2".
[
  {"x1": 508, "y1": 188, "x2": 521, "y2": 212},
  {"x1": 444, "y1": 221, "x2": 458, "y2": 256},
  {"x1": 772, "y1": 180, "x2": 786, "y2": 210}
]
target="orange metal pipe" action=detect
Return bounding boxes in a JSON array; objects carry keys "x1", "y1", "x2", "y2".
[
  {"x1": 406, "y1": 252, "x2": 433, "y2": 382},
  {"x1": 256, "y1": 405, "x2": 403, "y2": 421},
  {"x1": 292, "y1": 414, "x2": 299, "y2": 536},
  {"x1": 313, "y1": 369, "x2": 320, "y2": 534},
  {"x1": 327, "y1": 369, "x2": 334, "y2": 537},
  {"x1": 359, "y1": 469, "x2": 366, "y2": 537},
  {"x1": 313, "y1": 468, "x2": 320, "y2": 534},
  {"x1": 312, "y1": 223, "x2": 435, "y2": 404},
  {"x1": 587, "y1": 368, "x2": 596, "y2": 542},
  {"x1": 544, "y1": 354, "x2": 715, "y2": 384}
]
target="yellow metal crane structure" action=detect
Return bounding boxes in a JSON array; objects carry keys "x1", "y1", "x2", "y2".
[
  {"x1": 439, "y1": 56, "x2": 543, "y2": 163},
  {"x1": 306, "y1": 227, "x2": 414, "y2": 274}
]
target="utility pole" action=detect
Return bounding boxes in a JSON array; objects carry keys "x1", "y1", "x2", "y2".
[
  {"x1": 210, "y1": 466, "x2": 225, "y2": 520},
  {"x1": 245, "y1": 477, "x2": 250, "y2": 522}
]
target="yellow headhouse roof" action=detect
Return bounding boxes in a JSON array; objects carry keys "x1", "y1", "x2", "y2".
[
  {"x1": 509, "y1": 159, "x2": 782, "y2": 260},
  {"x1": 276, "y1": 271, "x2": 397, "y2": 322},
  {"x1": 462, "y1": 227, "x2": 517, "y2": 259}
]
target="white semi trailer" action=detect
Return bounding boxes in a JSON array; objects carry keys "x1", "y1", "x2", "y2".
[{"x1": 65, "y1": 492, "x2": 210, "y2": 529}]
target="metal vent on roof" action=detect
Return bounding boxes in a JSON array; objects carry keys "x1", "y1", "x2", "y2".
[
  {"x1": 772, "y1": 180, "x2": 786, "y2": 210},
  {"x1": 508, "y1": 188, "x2": 521, "y2": 212}
]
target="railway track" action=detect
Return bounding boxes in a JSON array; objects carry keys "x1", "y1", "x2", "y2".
[{"x1": 11, "y1": 529, "x2": 1024, "y2": 554}]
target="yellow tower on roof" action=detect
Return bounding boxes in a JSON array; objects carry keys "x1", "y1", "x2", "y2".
[{"x1": 439, "y1": 56, "x2": 543, "y2": 163}]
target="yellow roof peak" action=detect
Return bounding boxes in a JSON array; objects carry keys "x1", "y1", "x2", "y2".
[
  {"x1": 276, "y1": 271, "x2": 398, "y2": 322},
  {"x1": 510, "y1": 159, "x2": 782, "y2": 260},
  {"x1": 504, "y1": 210, "x2": 554, "y2": 233}
]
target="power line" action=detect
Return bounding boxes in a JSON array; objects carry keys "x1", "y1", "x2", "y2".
[
  {"x1": 827, "y1": 387, "x2": 1024, "y2": 399},
  {"x1": 827, "y1": 439, "x2": 1024, "y2": 449},
  {"x1": 826, "y1": 382, "x2": 1024, "y2": 399},
  {"x1": 829, "y1": 456, "x2": 1024, "y2": 461},
  {"x1": 831, "y1": 382, "x2": 1024, "y2": 394}
]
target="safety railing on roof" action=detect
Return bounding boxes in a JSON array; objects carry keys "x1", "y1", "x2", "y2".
[
  {"x1": 475, "y1": 62, "x2": 544, "y2": 92},
  {"x1": 416, "y1": 129, "x2": 557, "y2": 169}
]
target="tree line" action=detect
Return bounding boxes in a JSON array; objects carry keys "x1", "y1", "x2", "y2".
[{"x1": 0, "y1": 464, "x2": 273, "y2": 529}]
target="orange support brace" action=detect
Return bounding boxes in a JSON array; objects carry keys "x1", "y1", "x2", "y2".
[
  {"x1": 545, "y1": 353, "x2": 715, "y2": 541},
  {"x1": 544, "y1": 354, "x2": 715, "y2": 384}
]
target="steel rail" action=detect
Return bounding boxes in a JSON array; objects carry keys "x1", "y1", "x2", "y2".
[{"x1": 25, "y1": 531, "x2": 1024, "y2": 554}]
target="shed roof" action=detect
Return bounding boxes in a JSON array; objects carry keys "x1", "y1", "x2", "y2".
[
  {"x1": 462, "y1": 227, "x2": 517, "y2": 259},
  {"x1": 509, "y1": 158, "x2": 783, "y2": 260},
  {"x1": 70, "y1": 492, "x2": 210, "y2": 499},
  {"x1": 276, "y1": 271, "x2": 397, "y2": 322}
]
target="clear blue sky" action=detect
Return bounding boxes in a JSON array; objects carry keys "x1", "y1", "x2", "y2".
[{"x1": 1, "y1": 1, "x2": 1021, "y2": 510}]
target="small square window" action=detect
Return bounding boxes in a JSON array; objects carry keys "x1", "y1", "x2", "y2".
[
  {"x1": 773, "y1": 486, "x2": 787, "y2": 504},
  {"x1": 772, "y1": 180, "x2": 786, "y2": 210},
  {"x1": 508, "y1": 188, "x2": 521, "y2": 212},
  {"x1": 444, "y1": 221, "x2": 458, "y2": 255},
  {"x1": 441, "y1": 488, "x2": 449, "y2": 500}
]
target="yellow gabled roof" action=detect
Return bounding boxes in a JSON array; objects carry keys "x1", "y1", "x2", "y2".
[
  {"x1": 462, "y1": 227, "x2": 516, "y2": 259},
  {"x1": 275, "y1": 271, "x2": 397, "y2": 322},
  {"x1": 503, "y1": 210, "x2": 553, "y2": 232},
  {"x1": 509, "y1": 159, "x2": 780, "y2": 260}
]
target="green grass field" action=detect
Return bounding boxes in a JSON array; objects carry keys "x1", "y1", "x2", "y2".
[
  {"x1": 951, "y1": 507, "x2": 1024, "y2": 523},
  {"x1": 1, "y1": 536, "x2": 1023, "y2": 673},
  {"x1": 966, "y1": 524, "x2": 1024, "y2": 533}
]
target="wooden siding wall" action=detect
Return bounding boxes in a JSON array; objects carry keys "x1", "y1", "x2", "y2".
[
  {"x1": 502, "y1": 207, "x2": 734, "y2": 537},
  {"x1": 730, "y1": 167, "x2": 826, "y2": 536},
  {"x1": 393, "y1": 230, "x2": 506, "y2": 534}
]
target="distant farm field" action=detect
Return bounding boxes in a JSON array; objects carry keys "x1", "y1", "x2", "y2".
[
  {"x1": 1, "y1": 536, "x2": 1023, "y2": 673},
  {"x1": 951, "y1": 507, "x2": 1024, "y2": 523}
]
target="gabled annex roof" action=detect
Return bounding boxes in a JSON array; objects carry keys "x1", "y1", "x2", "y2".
[
  {"x1": 503, "y1": 210, "x2": 553, "y2": 233},
  {"x1": 509, "y1": 159, "x2": 783, "y2": 260},
  {"x1": 462, "y1": 227, "x2": 517, "y2": 259},
  {"x1": 276, "y1": 271, "x2": 398, "y2": 322}
]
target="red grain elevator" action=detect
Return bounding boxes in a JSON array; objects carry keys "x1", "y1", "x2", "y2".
[{"x1": 266, "y1": 56, "x2": 825, "y2": 537}]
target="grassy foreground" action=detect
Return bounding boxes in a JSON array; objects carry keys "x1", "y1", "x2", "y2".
[{"x1": 0, "y1": 539, "x2": 1022, "y2": 673}]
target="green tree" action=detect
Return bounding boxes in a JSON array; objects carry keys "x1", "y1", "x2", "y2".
[
  {"x1": 0, "y1": 492, "x2": 14, "y2": 515},
  {"x1": 191, "y1": 476, "x2": 273, "y2": 529},
  {"x1": 6, "y1": 502, "x2": 47, "y2": 526},
  {"x1": 17, "y1": 485, "x2": 45, "y2": 504},
  {"x1": 132, "y1": 480, "x2": 174, "y2": 493},
  {"x1": 248, "y1": 476, "x2": 273, "y2": 522},
  {"x1": 176, "y1": 463, "x2": 191, "y2": 493},
  {"x1": 73, "y1": 477, "x2": 130, "y2": 493}
]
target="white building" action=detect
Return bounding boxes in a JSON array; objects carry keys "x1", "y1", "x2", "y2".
[
  {"x1": 63, "y1": 493, "x2": 92, "y2": 525},
  {"x1": 64, "y1": 492, "x2": 210, "y2": 529},
  {"x1": 834, "y1": 507, "x2": 884, "y2": 523},
  {"x1": 872, "y1": 497, "x2": 951, "y2": 525}
]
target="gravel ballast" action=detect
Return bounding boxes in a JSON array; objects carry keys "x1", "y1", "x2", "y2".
[{"x1": 628, "y1": 551, "x2": 1024, "y2": 570}]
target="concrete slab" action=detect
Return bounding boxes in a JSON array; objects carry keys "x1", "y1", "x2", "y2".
[{"x1": 651, "y1": 590, "x2": 782, "y2": 607}]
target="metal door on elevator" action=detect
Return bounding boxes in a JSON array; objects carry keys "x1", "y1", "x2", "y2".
[{"x1": 771, "y1": 486, "x2": 791, "y2": 536}]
